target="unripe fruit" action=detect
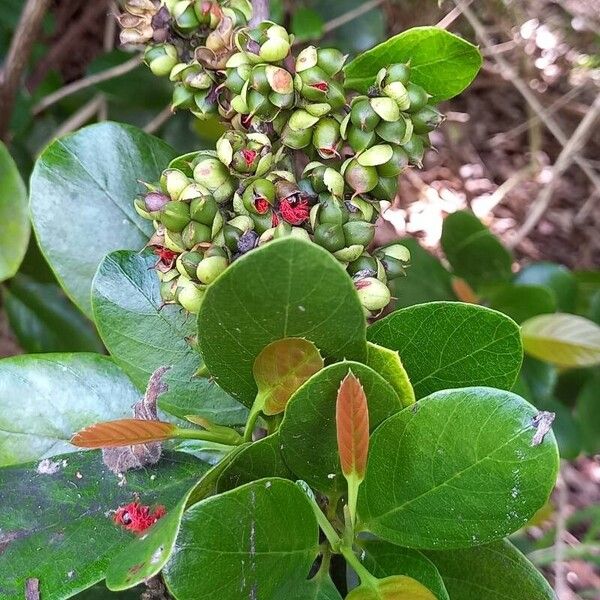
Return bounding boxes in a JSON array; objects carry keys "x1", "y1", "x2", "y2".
[
  {"x1": 177, "y1": 279, "x2": 205, "y2": 314},
  {"x1": 196, "y1": 255, "x2": 228, "y2": 284},
  {"x1": 355, "y1": 277, "x2": 391, "y2": 312},
  {"x1": 411, "y1": 105, "x2": 444, "y2": 134},
  {"x1": 162, "y1": 168, "x2": 190, "y2": 200},
  {"x1": 406, "y1": 82, "x2": 429, "y2": 113},
  {"x1": 386, "y1": 63, "x2": 411, "y2": 85},
  {"x1": 377, "y1": 145, "x2": 409, "y2": 177},
  {"x1": 161, "y1": 201, "x2": 191, "y2": 232},
  {"x1": 145, "y1": 44, "x2": 178, "y2": 77},
  {"x1": 347, "y1": 126, "x2": 376, "y2": 153},
  {"x1": 348, "y1": 255, "x2": 378, "y2": 277},
  {"x1": 176, "y1": 250, "x2": 203, "y2": 278},
  {"x1": 314, "y1": 222, "x2": 345, "y2": 252},
  {"x1": 402, "y1": 135, "x2": 426, "y2": 166},
  {"x1": 350, "y1": 98, "x2": 380, "y2": 132},
  {"x1": 344, "y1": 159, "x2": 378, "y2": 194},
  {"x1": 319, "y1": 195, "x2": 349, "y2": 225},
  {"x1": 343, "y1": 221, "x2": 375, "y2": 247},
  {"x1": 190, "y1": 196, "x2": 218, "y2": 225},
  {"x1": 181, "y1": 221, "x2": 211, "y2": 248}
]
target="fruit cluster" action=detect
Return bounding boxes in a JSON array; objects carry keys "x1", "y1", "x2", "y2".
[{"x1": 120, "y1": 0, "x2": 445, "y2": 317}]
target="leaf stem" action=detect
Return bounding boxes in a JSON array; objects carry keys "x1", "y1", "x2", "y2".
[
  {"x1": 243, "y1": 398, "x2": 263, "y2": 442},
  {"x1": 340, "y1": 544, "x2": 378, "y2": 589},
  {"x1": 173, "y1": 426, "x2": 241, "y2": 446}
]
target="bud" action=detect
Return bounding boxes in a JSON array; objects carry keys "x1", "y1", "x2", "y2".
[
  {"x1": 145, "y1": 44, "x2": 178, "y2": 77},
  {"x1": 222, "y1": 223, "x2": 244, "y2": 252},
  {"x1": 333, "y1": 245, "x2": 364, "y2": 263},
  {"x1": 406, "y1": 82, "x2": 429, "y2": 113},
  {"x1": 346, "y1": 125, "x2": 376, "y2": 153},
  {"x1": 376, "y1": 116, "x2": 413, "y2": 145},
  {"x1": 237, "y1": 229, "x2": 259, "y2": 252},
  {"x1": 350, "y1": 98, "x2": 380, "y2": 132},
  {"x1": 182, "y1": 221, "x2": 212, "y2": 248},
  {"x1": 402, "y1": 135, "x2": 426, "y2": 167},
  {"x1": 370, "y1": 97, "x2": 400, "y2": 122},
  {"x1": 196, "y1": 255, "x2": 229, "y2": 284},
  {"x1": 376, "y1": 145, "x2": 409, "y2": 177},
  {"x1": 172, "y1": 84, "x2": 195, "y2": 110},
  {"x1": 173, "y1": 1, "x2": 201, "y2": 33},
  {"x1": 317, "y1": 194, "x2": 349, "y2": 225},
  {"x1": 280, "y1": 123, "x2": 313, "y2": 150},
  {"x1": 177, "y1": 278, "x2": 205, "y2": 314},
  {"x1": 383, "y1": 81, "x2": 410, "y2": 111},
  {"x1": 246, "y1": 90, "x2": 280, "y2": 121},
  {"x1": 385, "y1": 63, "x2": 410, "y2": 85},
  {"x1": 312, "y1": 118, "x2": 341, "y2": 159},
  {"x1": 355, "y1": 277, "x2": 391, "y2": 312},
  {"x1": 348, "y1": 255, "x2": 378, "y2": 278},
  {"x1": 316, "y1": 48, "x2": 346, "y2": 76},
  {"x1": 190, "y1": 195, "x2": 219, "y2": 225},
  {"x1": 411, "y1": 106, "x2": 444, "y2": 134},
  {"x1": 296, "y1": 66, "x2": 330, "y2": 102},
  {"x1": 375, "y1": 243, "x2": 410, "y2": 279},
  {"x1": 357, "y1": 144, "x2": 393, "y2": 167},
  {"x1": 160, "y1": 201, "x2": 191, "y2": 232},
  {"x1": 176, "y1": 250, "x2": 203, "y2": 278},
  {"x1": 160, "y1": 278, "x2": 178, "y2": 303},
  {"x1": 161, "y1": 168, "x2": 190, "y2": 200},
  {"x1": 343, "y1": 159, "x2": 378, "y2": 194},
  {"x1": 193, "y1": 157, "x2": 232, "y2": 191},
  {"x1": 314, "y1": 222, "x2": 345, "y2": 252},
  {"x1": 140, "y1": 191, "x2": 170, "y2": 217},
  {"x1": 289, "y1": 109, "x2": 320, "y2": 131},
  {"x1": 343, "y1": 221, "x2": 375, "y2": 247},
  {"x1": 164, "y1": 229, "x2": 187, "y2": 253}
]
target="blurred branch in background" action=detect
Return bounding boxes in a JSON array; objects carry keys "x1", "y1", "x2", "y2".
[{"x1": 0, "y1": 0, "x2": 51, "y2": 139}]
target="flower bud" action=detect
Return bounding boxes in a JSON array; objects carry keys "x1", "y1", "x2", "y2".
[
  {"x1": 160, "y1": 278, "x2": 178, "y2": 303},
  {"x1": 173, "y1": 1, "x2": 201, "y2": 32},
  {"x1": 145, "y1": 44, "x2": 178, "y2": 77},
  {"x1": 172, "y1": 83, "x2": 195, "y2": 110},
  {"x1": 164, "y1": 229, "x2": 187, "y2": 253},
  {"x1": 343, "y1": 159, "x2": 378, "y2": 194},
  {"x1": 297, "y1": 66, "x2": 330, "y2": 102},
  {"x1": 385, "y1": 63, "x2": 410, "y2": 85},
  {"x1": 237, "y1": 229, "x2": 259, "y2": 253},
  {"x1": 383, "y1": 81, "x2": 410, "y2": 111},
  {"x1": 333, "y1": 245, "x2": 364, "y2": 263},
  {"x1": 182, "y1": 221, "x2": 212, "y2": 248},
  {"x1": 348, "y1": 255, "x2": 378, "y2": 278},
  {"x1": 376, "y1": 116, "x2": 413, "y2": 145},
  {"x1": 410, "y1": 106, "x2": 444, "y2": 134},
  {"x1": 370, "y1": 97, "x2": 400, "y2": 122},
  {"x1": 402, "y1": 135, "x2": 426, "y2": 167},
  {"x1": 160, "y1": 201, "x2": 191, "y2": 232},
  {"x1": 289, "y1": 109, "x2": 320, "y2": 131},
  {"x1": 357, "y1": 144, "x2": 393, "y2": 167},
  {"x1": 317, "y1": 194, "x2": 349, "y2": 225},
  {"x1": 280, "y1": 123, "x2": 312, "y2": 150},
  {"x1": 177, "y1": 278, "x2": 205, "y2": 314},
  {"x1": 247, "y1": 90, "x2": 279, "y2": 121},
  {"x1": 222, "y1": 223, "x2": 244, "y2": 252},
  {"x1": 376, "y1": 243, "x2": 410, "y2": 279},
  {"x1": 355, "y1": 277, "x2": 391, "y2": 312},
  {"x1": 142, "y1": 191, "x2": 170, "y2": 215},
  {"x1": 346, "y1": 196, "x2": 375, "y2": 222},
  {"x1": 161, "y1": 168, "x2": 190, "y2": 200},
  {"x1": 313, "y1": 118, "x2": 341, "y2": 159},
  {"x1": 406, "y1": 82, "x2": 429, "y2": 113},
  {"x1": 190, "y1": 195, "x2": 218, "y2": 225},
  {"x1": 314, "y1": 222, "x2": 345, "y2": 252},
  {"x1": 193, "y1": 157, "x2": 231, "y2": 191},
  {"x1": 176, "y1": 250, "x2": 203, "y2": 278},
  {"x1": 343, "y1": 221, "x2": 375, "y2": 247},
  {"x1": 350, "y1": 98, "x2": 380, "y2": 132},
  {"x1": 316, "y1": 48, "x2": 346, "y2": 76},
  {"x1": 196, "y1": 255, "x2": 228, "y2": 284},
  {"x1": 346, "y1": 125, "x2": 376, "y2": 153},
  {"x1": 377, "y1": 145, "x2": 409, "y2": 178}
]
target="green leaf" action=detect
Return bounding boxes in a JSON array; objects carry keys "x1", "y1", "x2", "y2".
[
  {"x1": 368, "y1": 302, "x2": 523, "y2": 398},
  {"x1": 516, "y1": 262, "x2": 576, "y2": 313},
  {"x1": 291, "y1": 7, "x2": 323, "y2": 41},
  {"x1": 425, "y1": 540, "x2": 554, "y2": 599},
  {"x1": 0, "y1": 353, "x2": 141, "y2": 466},
  {"x1": 280, "y1": 361, "x2": 401, "y2": 494},
  {"x1": 521, "y1": 313, "x2": 600, "y2": 367},
  {"x1": 576, "y1": 373, "x2": 600, "y2": 455},
  {"x1": 358, "y1": 387, "x2": 559, "y2": 549},
  {"x1": 520, "y1": 356, "x2": 557, "y2": 404},
  {"x1": 163, "y1": 478, "x2": 320, "y2": 600},
  {"x1": 441, "y1": 211, "x2": 513, "y2": 290},
  {"x1": 92, "y1": 250, "x2": 246, "y2": 425},
  {"x1": 358, "y1": 540, "x2": 449, "y2": 600},
  {"x1": 216, "y1": 433, "x2": 292, "y2": 492},
  {"x1": 3, "y1": 274, "x2": 104, "y2": 353},
  {"x1": 0, "y1": 140, "x2": 29, "y2": 281},
  {"x1": 390, "y1": 238, "x2": 455, "y2": 309},
  {"x1": 274, "y1": 573, "x2": 342, "y2": 600},
  {"x1": 253, "y1": 338, "x2": 324, "y2": 416},
  {"x1": 489, "y1": 284, "x2": 556, "y2": 324},
  {"x1": 30, "y1": 122, "x2": 175, "y2": 317},
  {"x1": 73, "y1": 583, "x2": 142, "y2": 599},
  {"x1": 366, "y1": 341, "x2": 415, "y2": 407},
  {"x1": 0, "y1": 450, "x2": 208, "y2": 600},
  {"x1": 198, "y1": 238, "x2": 367, "y2": 407},
  {"x1": 344, "y1": 27, "x2": 482, "y2": 102},
  {"x1": 106, "y1": 448, "x2": 242, "y2": 591}
]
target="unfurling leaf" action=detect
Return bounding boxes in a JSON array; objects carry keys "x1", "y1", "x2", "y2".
[
  {"x1": 521, "y1": 313, "x2": 600, "y2": 367},
  {"x1": 336, "y1": 372, "x2": 369, "y2": 480},
  {"x1": 254, "y1": 337, "x2": 324, "y2": 415},
  {"x1": 346, "y1": 575, "x2": 437, "y2": 600},
  {"x1": 71, "y1": 419, "x2": 176, "y2": 448}
]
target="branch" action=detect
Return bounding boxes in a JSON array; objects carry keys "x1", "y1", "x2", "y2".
[
  {"x1": 33, "y1": 55, "x2": 142, "y2": 115},
  {"x1": 0, "y1": 0, "x2": 52, "y2": 139},
  {"x1": 323, "y1": 0, "x2": 385, "y2": 34},
  {"x1": 249, "y1": 0, "x2": 269, "y2": 27}
]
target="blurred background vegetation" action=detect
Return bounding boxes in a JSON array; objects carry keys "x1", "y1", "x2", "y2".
[{"x1": 0, "y1": 1, "x2": 599, "y2": 598}]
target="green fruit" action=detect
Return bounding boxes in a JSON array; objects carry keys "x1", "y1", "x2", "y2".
[
  {"x1": 161, "y1": 201, "x2": 191, "y2": 232},
  {"x1": 355, "y1": 276, "x2": 391, "y2": 312},
  {"x1": 223, "y1": 224, "x2": 243, "y2": 252},
  {"x1": 402, "y1": 135, "x2": 426, "y2": 165},
  {"x1": 343, "y1": 221, "x2": 375, "y2": 247},
  {"x1": 176, "y1": 251, "x2": 203, "y2": 278},
  {"x1": 406, "y1": 82, "x2": 429, "y2": 113},
  {"x1": 177, "y1": 279, "x2": 205, "y2": 314},
  {"x1": 190, "y1": 196, "x2": 218, "y2": 225},
  {"x1": 314, "y1": 222, "x2": 345, "y2": 252},
  {"x1": 182, "y1": 221, "x2": 211, "y2": 248},
  {"x1": 344, "y1": 159, "x2": 378, "y2": 194},
  {"x1": 386, "y1": 63, "x2": 411, "y2": 85},
  {"x1": 347, "y1": 126, "x2": 376, "y2": 153},
  {"x1": 196, "y1": 255, "x2": 228, "y2": 284},
  {"x1": 318, "y1": 195, "x2": 349, "y2": 225},
  {"x1": 317, "y1": 48, "x2": 346, "y2": 76},
  {"x1": 377, "y1": 145, "x2": 409, "y2": 177},
  {"x1": 411, "y1": 105, "x2": 444, "y2": 134},
  {"x1": 350, "y1": 98, "x2": 380, "y2": 132},
  {"x1": 347, "y1": 255, "x2": 378, "y2": 277},
  {"x1": 371, "y1": 176, "x2": 398, "y2": 201},
  {"x1": 376, "y1": 118, "x2": 411, "y2": 145}
]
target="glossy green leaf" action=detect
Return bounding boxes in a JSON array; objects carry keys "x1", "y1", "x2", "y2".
[
  {"x1": 368, "y1": 302, "x2": 523, "y2": 398},
  {"x1": 273, "y1": 572, "x2": 342, "y2": 600},
  {"x1": 366, "y1": 342, "x2": 415, "y2": 407},
  {"x1": 441, "y1": 211, "x2": 513, "y2": 289},
  {"x1": 280, "y1": 361, "x2": 401, "y2": 494},
  {"x1": 576, "y1": 373, "x2": 600, "y2": 455},
  {"x1": 358, "y1": 387, "x2": 559, "y2": 549},
  {"x1": 198, "y1": 238, "x2": 367, "y2": 407},
  {"x1": 253, "y1": 338, "x2": 324, "y2": 416},
  {"x1": 106, "y1": 448, "x2": 242, "y2": 591},
  {"x1": 344, "y1": 27, "x2": 482, "y2": 102},
  {"x1": 92, "y1": 250, "x2": 246, "y2": 425},
  {"x1": 0, "y1": 141, "x2": 29, "y2": 281},
  {"x1": 521, "y1": 313, "x2": 600, "y2": 367},
  {"x1": 3, "y1": 274, "x2": 103, "y2": 353},
  {"x1": 573, "y1": 270, "x2": 600, "y2": 319},
  {"x1": 520, "y1": 356, "x2": 557, "y2": 404},
  {"x1": 216, "y1": 433, "x2": 292, "y2": 492},
  {"x1": 358, "y1": 540, "x2": 449, "y2": 600},
  {"x1": 425, "y1": 540, "x2": 554, "y2": 599},
  {"x1": 516, "y1": 262, "x2": 576, "y2": 313},
  {"x1": 30, "y1": 122, "x2": 175, "y2": 317},
  {"x1": 0, "y1": 353, "x2": 140, "y2": 466},
  {"x1": 163, "y1": 478, "x2": 320, "y2": 600},
  {"x1": 0, "y1": 450, "x2": 208, "y2": 600},
  {"x1": 489, "y1": 284, "x2": 556, "y2": 324},
  {"x1": 390, "y1": 238, "x2": 455, "y2": 309},
  {"x1": 291, "y1": 7, "x2": 323, "y2": 41}
]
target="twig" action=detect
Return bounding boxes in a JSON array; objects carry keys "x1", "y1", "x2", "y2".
[
  {"x1": 575, "y1": 189, "x2": 600, "y2": 225},
  {"x1": 33, "y1": 55, "x2": 142, "y2": 115},
  {"x1": 249, "y1": 0, "x2": 269, "y2": 27},
  {"x1": 436, "y1": 0, "x2": 473, "y2": 30},
  {"x1": 323, "y1": 0, "x2": 386, "y2": 34},
  {"x1": 44, "y1": 96, "x2": 105, "y2": 146},
  {"x1": 509, "y1": 92, "x2": 600, "y2": 246},
  {"x1": 453, "y1": 0, "x2": 600, "y2": 199},
  {"x1": 143, "y1": 105, "x2": 174, "y2": 134},
  {"x1": 0, "y1": 0, "x2": 52, "y2": 139}
]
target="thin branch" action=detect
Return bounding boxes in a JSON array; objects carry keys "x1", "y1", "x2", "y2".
[
  {"x1": 435, "y1": 0, "x2": 473, "y2": 30},
  {"x1": 33, "y1": 55, "x2": 142, "y2": 115},
  {"x1": 0, "y1": 0, "x2": 52, "y2": 139},
  {"x1": 143, "y1": 105, "x2": 173, "y2": 134},
  {"x1": 453, "y1": 0, "x2": 600, "y2": 199},
  {"x1": 44, "y1": 96, "x2": 105, "y2": 146},
  {"x1": 249, "y1": 0, "x2": 269, "y2": 27},
  {"x1": 323, "y1": 0, "x2": 386, "y2": 34},
  {"x1": 509, "y1": 92, "x2": 600, "y2": 246}
]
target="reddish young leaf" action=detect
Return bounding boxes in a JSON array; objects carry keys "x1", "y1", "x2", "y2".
[
  {"x1": 336, "y1": 371, "x2": 369, "y2": 481},
  {"x1": 71, "y1": 419, "x2": 176, "y2": 448}
]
